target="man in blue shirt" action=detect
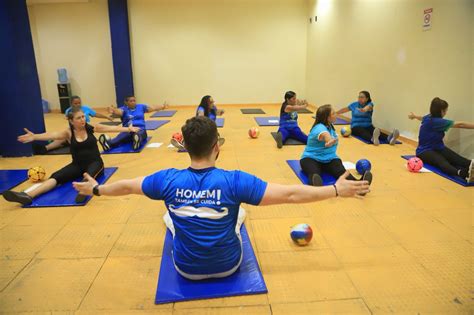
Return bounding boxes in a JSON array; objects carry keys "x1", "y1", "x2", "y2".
[
  {"x1": 99, "y1": 95, "x2": 168, "y2": 151},
  {"x1": 74, "y1": 117, "x2": 369, "y2": 279}
]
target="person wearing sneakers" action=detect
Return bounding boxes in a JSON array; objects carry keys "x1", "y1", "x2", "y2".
[
  {"x1": 171, "y1": 95, "x2": 225, "y2": 150},
  {"x1": 336, "y1": 91, "x2": 399, "y2": 145},
  {"x1": 300, "y1": 104, "x2": 373, "y2": 190},
  {"x1": 196, "y1": 95, "x2": 224, "y2": 122},
  {"x1": 73, "y1": 116, "x2": 369, "y2": 280},
  {"x1": 409, "y1": 97, "x2": 474, "y2": 183},
  {"x1": 274, "y1": 91, "x2": 309, "y2": 149},
  {"x1": 2, "y1": 108, "x2": 139, "y2": 206},
  {"x1": 99, "y1": 95, "x2": 168, "y2": 151}
]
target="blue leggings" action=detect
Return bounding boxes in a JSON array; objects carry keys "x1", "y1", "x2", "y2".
[
  {"x1": 109, "y1": 129, "x2": 147, "y2": 148},
  {"x1": 278, "y1": 127, "x2": 308, "y2": 144}
]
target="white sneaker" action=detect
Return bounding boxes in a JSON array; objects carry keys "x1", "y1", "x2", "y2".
[
  {"x1": 371, "y1": 128, "x2": 380, "y2": 146},
  {"x1": 388, "y1": 129, "x2": 400, "y2": 145},
  {"x1": 170, "y1": 138, "x2": 185, "y2": 151},
  {"x1": 467, "y1": 160, "x2": 474, "y2": 183}
]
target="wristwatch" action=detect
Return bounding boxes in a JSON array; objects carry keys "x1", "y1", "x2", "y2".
[{"x1": 93, "y1": 185, "x2": 101, "y2": 196}]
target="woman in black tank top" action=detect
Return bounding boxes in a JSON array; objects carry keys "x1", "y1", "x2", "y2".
[{"x1": 3, "y1": 108, "x2": 141, "y2": 206}]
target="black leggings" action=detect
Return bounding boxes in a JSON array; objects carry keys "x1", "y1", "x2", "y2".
[
  {"x1": 417, "y1": 147, "x2": 470, "y2": 178},
  {"x1": 50, "y1": 160, "x2": 104, "y2": 185},
  {"x1": 352, "y1": 125, "x2": 388, "y2": 142},
  {"x1": 300, "y1": 158, "x2": 356, "y2": 184}
]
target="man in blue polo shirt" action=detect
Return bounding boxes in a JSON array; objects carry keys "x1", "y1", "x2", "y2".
[{"x1": 73, "y1": 116, "x2": 369, "y2": 279}]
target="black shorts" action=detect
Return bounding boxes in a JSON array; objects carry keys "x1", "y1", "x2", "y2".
[{"x1": 50, "y1": 160, "x2": 104, "y2": 185}]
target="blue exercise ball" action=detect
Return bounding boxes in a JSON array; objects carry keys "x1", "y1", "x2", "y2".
[{"x1": 356, "y1": 159, "x2": 371, "y2": 174}]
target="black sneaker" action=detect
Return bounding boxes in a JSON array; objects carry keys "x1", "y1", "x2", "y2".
[
  {"x1": 2, "y1": 191, "x2": 33, "y2": 205},
  {"x1": 358, "y1": 171, "x2": 373, "y2": 196},
  {"x1": 98, "y1": 134, "x2": 110, "y2": 151},
  {"x1": 311, "y1": 174, "x2": 323, "y2": 186},
  {"x1": 32, "y1": 143, "x2": 48, "y2": 155},
  {"x1": 275, "y1": 132, "x2": 283, "y2": 149},
  {"x1": 132, "y1": 133, "x2": 141, "y2": 151}
]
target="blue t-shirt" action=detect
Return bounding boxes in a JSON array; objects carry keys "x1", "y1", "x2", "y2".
[
  {"x1": 416, "y1": 115, "x2": 454, "y2": 155},
  {"x1": 142, "y1": 167, "x2": 268, "y2": 275},
  {"x1": 196, "y1": 106, "x2": 217, "y2": 121},
  {"x1": 65, "y1": 105, "x2": 96, "y2": 123},
  {"x1": 348, "y1": 101, "x2": 374, "y2": 128},
  {"x1": 279, "y1": 103, "x2": 299, "y2": 129},
  {"x1": 301, "y1": 123, "x2": 338, "y2": 163},
  {"x1": 120, "y1": 104, "x2": 149, "y2": 129}
]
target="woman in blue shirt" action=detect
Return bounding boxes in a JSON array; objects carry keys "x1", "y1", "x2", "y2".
[
  {"x1": 336, "y1": 91, "x2": 399, "y2": 145},
  {"x1": 196, "y1": 95, "x2": 224, "y2": 121},
  {"x1": 409, "y1": 97, "x2": 473, "y2": 182},
  {"x1": 300, "y1": 104, "x2": 373, "y2": 189},
  {"x1": 275, "y1": 91, "x2": 309, "y2": 148},
  {"x1": 100, "y1": 95, "x2": 168, "y2": 151}
]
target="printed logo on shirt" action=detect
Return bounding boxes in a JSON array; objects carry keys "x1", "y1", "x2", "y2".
[
  {"x1": 168, "y1": 204, "x2": 228, "y2": 220},
  {"x1": 175, "y1": 188, "x2": 222, "y2": 205}
]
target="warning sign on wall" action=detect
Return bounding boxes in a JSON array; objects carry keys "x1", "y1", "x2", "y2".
[{"x1": 423, "y1": 8, "x2": 433, "y2": 31}]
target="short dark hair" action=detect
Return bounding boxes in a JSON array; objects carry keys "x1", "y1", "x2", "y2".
[
  {"x1": 124, "y1": 95, "x2": 135, "y2": 102},
  {"x1": 430, "y1": 97, "x2": 449, "y2": 117},
  {"x1": 182, "y1": 116, "x2": 218, "y2": 158},
  {"x1": 70, "y1": 95, "x2": 81, "y2": 104}
]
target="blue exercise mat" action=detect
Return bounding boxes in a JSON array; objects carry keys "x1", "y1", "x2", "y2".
[
  {"x1": 216, "y1": 118, "x2": 224, "y2": 128},
  {"x1": 0, "y1": 169, "x2": 28, "y2": 194},
  {"x1": 287, "y1": 160, "x2": 337, "y2": 185},
  {"x1": 254, "y1": 116, "x2": 279, "y2": 126},
  {"x1": 102, "y1": 137, "x2": 151, "y2": 154},
  {"x1": 151, "y1": 110, "x2": 177, "y2": 118},
  {"x1": 145, "y1": 120, "x2": 170, "y2": 130},
  {"x1": 352, "y1": 134, "x2": 402, "y2": 145},
  {"x1": 334, "y1": 117, "x2": 350, "y2": 125},
  {"x1": 23, "y1": 167, "x2": 118, "y2": 208},
  {"x1": 155, "y1": 224, "x2": 267, "y2": 304},
  {"x1": 401, "y1": 155, "x2": 473, "y2": 187}
]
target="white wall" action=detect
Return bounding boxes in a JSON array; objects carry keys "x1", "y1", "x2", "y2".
[
  {"x1": 27, "y1": 0, "x2": 115, "y2": 110},
  {"x1": 128, "y1": 0, "x2": 308, "y2": 105},
  {"x1": 306, "y1": 0, "x2": 473, "y2": 156}
]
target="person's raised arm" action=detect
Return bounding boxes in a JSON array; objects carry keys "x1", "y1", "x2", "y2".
[
  {"x1": 108, "y1": 106, "x2": 123, "y2": 117},
  {"x1": 408, "y1": 112, "x2": 423, "y2": 121},
  {"x1": 73, "y1": 173, "x2": 145, "y2": 196},
  {"x1": 259, "y1": 172, "x2": 369, "y2": 206},
  {"x1": 147, "y1": 102, "x2": 169, "y2": 112},
  {"x1": 452, "y1": 121, "x2": 474, "y2": 129},
  {"x1": 92, "y1": 123, "x2": 140, "y2": 134},
  {"x1": 94, "y1": 111, "x2": 114, "y2": 121},
  {"x1": 319, "y1": 131, "x2": 338, "y2": 147},
  {"x1": 285, "y1": 103, "x2": 308, "y2": 112},
  {"x1": 336, "y1": 107, "x2": 351, "y2": 115},
  {"x1": 357, "y1": 104, "x2": 373, "y2": 113},
  {"x1": 18, "y1": 128, "x2": 69, "y2": 143}
]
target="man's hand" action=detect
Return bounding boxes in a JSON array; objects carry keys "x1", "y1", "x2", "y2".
[
  {"x1": 335, "y1": 172, "x2": 370, "y2": 197},
  {"x1": 73, "y1": 173, "x2": 99, "y2": 196}
]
